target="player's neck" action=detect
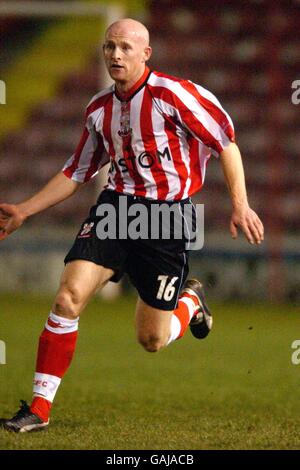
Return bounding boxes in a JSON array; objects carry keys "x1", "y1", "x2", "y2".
[{"x1": 115, "y1": 66, "x2": 149, "y2": 99}]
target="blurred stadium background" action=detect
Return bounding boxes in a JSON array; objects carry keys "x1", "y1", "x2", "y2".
[
  {"x1": 0, "y1": 0, "x2": 300, "y2": 451},
  {"x1": 0, "y1": 0, "x2": 299, "y2": 303}
]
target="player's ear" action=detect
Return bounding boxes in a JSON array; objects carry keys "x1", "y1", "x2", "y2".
[{"x1": 143, "y1": 46, "x2": 152, "y2": 63}]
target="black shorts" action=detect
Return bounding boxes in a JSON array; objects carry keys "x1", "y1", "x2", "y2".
[{"x1": 64, "y1": 190, "x2": 196, "y2": 310}]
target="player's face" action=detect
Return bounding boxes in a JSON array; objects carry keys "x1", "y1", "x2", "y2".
[{"x1": 103, "y1": 33, "x2": 151, "y2": 89}]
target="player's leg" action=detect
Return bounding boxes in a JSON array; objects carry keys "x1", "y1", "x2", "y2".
[
  {"x1": 30, "y1": 260, "x2": 113, "y2": 423},
  {"x1": 135, "y1": 297, "x2": 173, "y2": 352},
  {"x1": 130, "y1": 247, "x2": 212, "y2": 352},
  {"x1": 0, "y1": 261, "x2": 114, "y2": 433},
  {"x1": 135, "y1": 280, "x2": 212, "y2": 352},
  {"x1": 0, "y1": 191, "x2": 128, "y2": 432},
  {"x1": 52, "y1": 259, "x2": 114, "y2": 319}
]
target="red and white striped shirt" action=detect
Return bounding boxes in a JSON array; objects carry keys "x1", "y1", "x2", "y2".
[{"x1": 63, "y1": 67, "x2": 235, "y2": 201}]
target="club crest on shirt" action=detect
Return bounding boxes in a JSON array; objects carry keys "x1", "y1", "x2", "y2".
[
  {"x1": 118, "y1": 102, "x2": 132, "y2": 137},
  {"x1": 78, "y1": 222, "x2": 94, "y2": 238}
]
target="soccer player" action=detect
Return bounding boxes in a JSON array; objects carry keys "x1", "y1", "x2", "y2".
[{"x1": 0, "y1": 18, "x2": 264, "y2": 432}]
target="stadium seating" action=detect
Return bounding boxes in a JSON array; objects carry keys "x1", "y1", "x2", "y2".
[
  {"x1": 148, "y1": 0, "x2": 300, "y2": 233},
  {"x1": 0, "y1": 0, "x2": 299, "y2": 233},
  {"x1": 0, "y1": 23, "x2": 102, "y2": 225}
]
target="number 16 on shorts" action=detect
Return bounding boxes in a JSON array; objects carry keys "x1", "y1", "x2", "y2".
[{"x1": 156, "y1": 275, "x2": 178, "y2": 301}]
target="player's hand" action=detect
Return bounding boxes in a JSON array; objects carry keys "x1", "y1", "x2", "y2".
[
  {"x1": 0, "y1": 203, "x2": 26, "y2": 241},
  {"x1": 230, "y1": 205, "x2": 264, "y2": 245}
]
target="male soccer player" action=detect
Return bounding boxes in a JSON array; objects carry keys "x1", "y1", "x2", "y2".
[{"x1": 0, "y1": 19, "x2": 264, "y2": 432}]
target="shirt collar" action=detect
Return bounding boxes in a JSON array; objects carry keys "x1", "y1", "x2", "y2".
[{"x1": 114, "y1": 66, "x2": 151, "y2": 102}]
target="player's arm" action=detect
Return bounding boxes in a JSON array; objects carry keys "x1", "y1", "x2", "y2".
[
  {"x1": 172, "y1": 82, "x2": 264, "y2": 244},
  {"x1": 0, "y1": 102, "x2": 109, "y2": 242},
  {"x1": 220, "y1": 142, "x2": 264, "y2": 244},
  {"x1": 0, "y1": 171, "x2": 81, "y2": 241}
]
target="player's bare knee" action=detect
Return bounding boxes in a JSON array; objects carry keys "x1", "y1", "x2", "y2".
[
  {"x1": 138, "y1": 333, "x2": 166, "y2": 352},
  {"x1": 53, "y1": 285, "x2": 82, "y2": 319}
]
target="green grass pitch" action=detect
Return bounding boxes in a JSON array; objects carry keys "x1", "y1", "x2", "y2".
[{"x1": 0, "y1": 293, "x2": 299, "y2": 450}]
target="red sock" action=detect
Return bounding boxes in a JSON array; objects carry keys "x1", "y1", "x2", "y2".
[
  {"x1": 30, "y1": 397, "x2": 52, "y2": 423},
  {"x1": 30, "y1": 312, "x2": 79, "y2": 422},
  {"x1": 168, "y1": 292, "x2": 199, "y2": 342}
]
